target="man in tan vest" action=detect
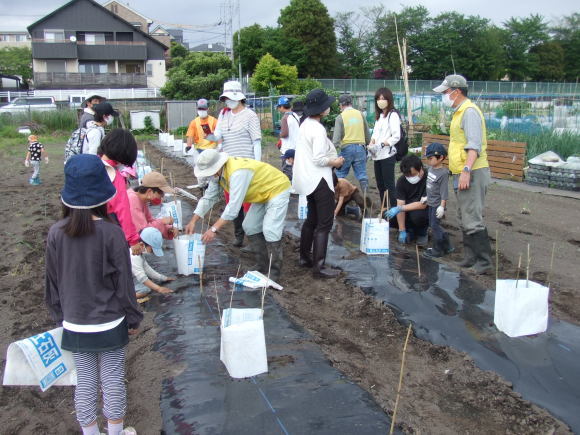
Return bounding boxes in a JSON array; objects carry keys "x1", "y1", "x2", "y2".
[{"x1": 433, "y1": 75, "x2": 492, "y2": 274}]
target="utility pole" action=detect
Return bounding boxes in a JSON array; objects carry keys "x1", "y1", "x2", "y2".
[{"x1": 237, "y1": 0, "x2": 242, "y2": 84}]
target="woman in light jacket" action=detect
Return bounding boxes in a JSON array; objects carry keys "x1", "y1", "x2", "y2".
[
  {"x1": 293, "y1": 89, "x2": 344, "y2": 279},
  {"x1": 368, "y1": 88, "x2": 401, "y2": 208}
]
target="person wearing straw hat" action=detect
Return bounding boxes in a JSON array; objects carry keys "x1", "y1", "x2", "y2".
[
  {"x1": 432, "y1": 74, "x2": 492, "y2": 274},
  {"x1": 45, "y1": 154, "x2": 141, "y2": 435},
  {"x1": 293, "y1": 89, "x2": 345, "y2": 279},
  {"x1": 185, "y1": 98, "x2": 218, "y2": 154},
  {"x1": 184, "y1": 149, "x2": 291, "y2": 281}
]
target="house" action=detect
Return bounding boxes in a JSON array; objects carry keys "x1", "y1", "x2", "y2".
[
  {"x1": 102, "y1": 1, "x2": 152, "y2": 33},
  {"x1": 167, "y1": 29, "x2": 188, "y2": 49},
  {"x1": 0, "y1": 31, "x2": 31, "y2": 48},
  {"x1": 27, "y1": 0, "x2": 168, "y2": 89},
  {"x1": 149, "y1": 25, "x2": 172, "y2": 49},
  {"x1": 190, "y1": 43, "x2": 229, "y2": 55}
]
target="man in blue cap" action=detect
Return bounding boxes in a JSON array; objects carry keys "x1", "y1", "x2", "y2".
[{"x1": 276, "y1": 96, "x2": 300, "y2": 157}]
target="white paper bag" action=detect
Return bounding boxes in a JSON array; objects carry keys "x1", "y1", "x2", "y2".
[
  {"x1": 494, "y1": 279, "x2": 549, "y2": 337},
  {"x1": 220, "y1": 308, "x2": 268, "y2": 378},
  {"x1": 173, "y1": 234, "x2": 205, "y2": 275},
  {"x1": 229, "y1": 271, "x2": 283, "y2": 291},
  {"x1": 298, "y1": 194, "x2": 308, "y2": 220},
  {"x1": 159, "y1": 200, "x2": 183, "y2": 230},
  {"x1": 3, "y1": 327, "x2": 76, "y2": 391},
  {"x1": 360, "y1": 218, "x2": 389, "y2": 255},
  {"x1": 173, "y1": 139, "x2": 183, "y2": 153}
]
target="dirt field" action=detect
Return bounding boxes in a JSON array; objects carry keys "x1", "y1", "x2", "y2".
[{"x1": 0, "y1": 140, "x2": 577, "y2": 434}]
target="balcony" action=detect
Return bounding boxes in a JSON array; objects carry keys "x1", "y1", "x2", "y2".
[
  {"x1": 31, "y1": 40, "x2": 147, "y2": 61},
  {"x1": 32, "y1": 40, "x2": 78, "y2": 59},
  {"x1": 33, "y1": 72, "x2": 147, "y2": 89}
]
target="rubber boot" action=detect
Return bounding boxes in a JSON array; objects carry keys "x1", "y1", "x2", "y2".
[
  {"x1": 456, "y1": 232, "x2": 476, "y2": 268},
  {"x1": 423, "y1": 238, "x2": 444, "y2": 258},
  {"x1": 442, "y1": 233, "x2": 455, "y2": 254},
  {"x1": 299, "y1": 223, "x2": 314, "y2": 267},
  {"x1": 233, "y1": 213, "x2": 245, "y2": 247},
  {"x1": 247, "y1": 233, "x2": 268, "y2": 273},
  {"x1": 469, "y1": 229, "x2": 493, "y2": 274},
  {"x1": 312, "y1": 231, "x2": 339, "y2": 279},
  {"x1": 266, "y1": 240, "x2": 283, "y2": 282}
]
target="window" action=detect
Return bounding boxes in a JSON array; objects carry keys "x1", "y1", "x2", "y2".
[
  {"x1": 85, "y1": 33, "x2": 105, "y2": 45},
  {"x1": 112, "y1": 4, "x2": 118, "y2": 13},
  {"x1": 46, "y1": 60, "x2": 66, "y2": 73},
  {"x1": 44, "y1": 30, "x2": 64, "y2": 42},
  {"x1": 125, "y1": 63, "x2": 142, "y2": 74},
  {"x1": 146, "y1": 63, "x2": 153, "y2": 77},
  {"x1": 16, "y1": 34, "x2": 27, "y2": 41},
  {"x1": 130, "y1": 22, "x2": 142, "y2": 30},
  {"x1": 79, "y1": 62, "x2": 108, "y2": 74}
]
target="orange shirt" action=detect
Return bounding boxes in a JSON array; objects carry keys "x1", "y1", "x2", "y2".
[
  {"x1": 186, "y1": 115, "x2": 218, "y2": 150},
  {"x1": 335, "y1": 178, "x2": 358, "y2": 203}
]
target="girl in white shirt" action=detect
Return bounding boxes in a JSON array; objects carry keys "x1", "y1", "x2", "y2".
[
  {"x1": 293, "y1": 89, "x2": 344, "y2": 279},
  {"x1": 368, "y1": 88, "x2": 401, "y2": 208}
]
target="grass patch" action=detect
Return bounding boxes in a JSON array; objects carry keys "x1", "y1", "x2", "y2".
[{"x1": 488, "y1": 129, "x2": 580, "y2": 160}]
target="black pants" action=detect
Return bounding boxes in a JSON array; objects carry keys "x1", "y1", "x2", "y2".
[
  {"x1": 374, "y1": 155, "x2": 397, "y2": 208},
  {"x1": 233, "y1": 207, "x2": 245, "y2": 239},
  {"x1": 301, "y1": 178, "x2": 334, "y2": 248},
  {"x1": 406, "y1": 209, "x2": 429, "y2": 237}
]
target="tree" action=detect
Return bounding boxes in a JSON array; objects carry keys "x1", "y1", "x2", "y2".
[
  {"x1": 551, "y1": 13, "x2": 580, "y2": 81},
  {"x1": 0, "y1": 47, "x2": 32, "y2": 83},
  {"x1": 278, "y1": 0, "x2": 338, "y2": 77},
  {"x1": 529, "y1": 41, "x2": 565, "y2": 81},
  {"x1": 250, "y1": 53, "x2": 299, "y2": 95},
  {"x1": 503, "y1": 14, "x2": 549, "y2": 80},
  {"x1": 335, "y1": 12, "x2": 374, "y2": 78},
  {"x1": 161, "y1": 52, "x2": 233, "y2": 100}
]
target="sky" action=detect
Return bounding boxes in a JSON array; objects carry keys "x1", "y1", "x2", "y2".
[{"x1": 1, "y1": 0, "x2": 578, "y2": 44}]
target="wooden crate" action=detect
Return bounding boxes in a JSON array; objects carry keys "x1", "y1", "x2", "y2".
[{"x1": 421, "y1": 133, "x2": 527, "y2": 182}]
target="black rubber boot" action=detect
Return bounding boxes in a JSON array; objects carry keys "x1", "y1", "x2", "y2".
[
  {"x1": 233, "y1": 211, "x2": 245, "y2": 247},
  {"x1": 266, "y1": 240, "x2": 283, "y2": 282},
  {"x1": 312, "y1": 231, "x2": 339, "y2": 279},
  {"x1": 423, "y1": 238, "x2": 444, "y2": 258},
  {"x1": 299, "y1": 223, "x2": 314, "y2": 267},
  {"x1": 247, "y1": 233, "x2": 268, "y2": 273},
  {"x1": 469, "y1": 229, "x2": 493, "y2": 274},
  {"x1": 456, "y1": 232, "x2": 476, "y2": 268},
  {"x1": 442, "y1": 233, "x2": 455, "y2": 254}
]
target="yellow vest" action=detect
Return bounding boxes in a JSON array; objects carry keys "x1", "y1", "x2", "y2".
[
  {"x1": 220, "y1": 158, "x2": 291, "y2": 203},
  {"x1": 341, "y1": 109, "x2": 366, "y2": 145},
  {"x1": 448, "y1": 99, "x2": 489, "y2": 174}
]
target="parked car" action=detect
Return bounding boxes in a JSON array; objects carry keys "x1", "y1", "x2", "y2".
[{"x1": 0, "y1": 97, "x2": 57, "y2": 114}]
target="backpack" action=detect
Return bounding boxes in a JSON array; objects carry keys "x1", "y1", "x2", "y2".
[
  {"x1": 388, "y1": 110, "x2": 409, "y2": 161},
  {"x1": 64, "y1": 127, "x2": 87, "y2": 164}
]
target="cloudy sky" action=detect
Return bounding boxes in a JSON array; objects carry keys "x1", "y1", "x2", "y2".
[{"x1": 1, "y1": 0, "x2": 577, "y2": 44}]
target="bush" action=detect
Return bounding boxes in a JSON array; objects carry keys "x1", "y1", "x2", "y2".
[
  {"x1": 489, "y1": 129, "x2": 579, "y2": 160},
  {"x1": 495, "y1": 101, "x2": 532, "y2": 118}
]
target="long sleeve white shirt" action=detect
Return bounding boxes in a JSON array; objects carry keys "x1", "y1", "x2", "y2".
[
  {"x1": 130, "y1": 251, "x2": 168, "y2": 284},
  {"x1": 370, "y1": 111, "x2": 401, "y2": 161},
  {"x1": 292, "y1": 117, "x2": 337, "y2": 196}
]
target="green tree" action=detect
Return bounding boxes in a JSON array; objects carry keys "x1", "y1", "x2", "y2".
[
  {"x1": 278, "y1": 0, "x2": 338, "y2": 77},
  {"x1": 0, "y1": 47, "x2": 32, "y2": 83},
  {"x1": 161, "y1": 52, "x2": 233, "y2": 100},
  {"x1": 529, "y1": 41, "x2": 565, "y2": 81},
  {"x1": 503, "y1": 14, "x2": 549, "y2": 80},
  {"x1": 335, "y1": 12, "x2": 374, "y2": 78},
  {"x1": 250, "y1": 53, "x2": 299, "y2": 95},
  {"x1": 551, "y1": 13, "x2": 580, "y2": 81}
]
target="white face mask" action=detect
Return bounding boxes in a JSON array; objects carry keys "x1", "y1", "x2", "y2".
[
  {"x1": 442, "y1": 91, "x2": 456, "y2": 108},
  {"x1": 105, "y1": 115, "x2": 114, "y2": 126},
  {"x1": 406, "y1": 175, "x2": 421, "y2": 184},
  {"x1": 321, "y1": 107, "x2": 331, "y2": 117},
  {"x1": 377, "y1": 100, "x2": 389, "y2": 110},
  {"x1": 198, "y1": 110, "x2": 208, "y2": 118},
  {"x1": 225, "y1": 100, "x2": 239, "y2": 110}
]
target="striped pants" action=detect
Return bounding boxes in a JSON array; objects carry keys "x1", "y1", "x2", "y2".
[{"x1": 72, "y1": 347, "x2": 127, "y2": 427}]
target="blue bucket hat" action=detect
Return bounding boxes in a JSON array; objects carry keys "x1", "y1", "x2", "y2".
[
  {"x1": 277, "y1": 96, "x2": 290, "y2": 107},
  {"x1": 282, "y1": 148, "x2": 295, "y2": 160},
  {"x1": 140, "y1": 227, "x2": 164, "y2": 256},
  {"x1": 61, "y1": 154, "x2": 116, "y2": 209},
  {"x1": 425, "y1": 142, "x2": 448, "y2": 158}
]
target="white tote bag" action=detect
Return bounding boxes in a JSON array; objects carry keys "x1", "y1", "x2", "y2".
[
  {"x1": 3, "y1": 327, "x2": 76, "y2": 391},
  {"x1": 220, "y1": 308, "x2": 268, "y2": 378},
  {"x1": 298, "y1": 194, "x2": 308, "y2": 220},
  {"x1": 173, "y1": 234, "x2": 205, "y2": 275},
  {"x1": 360, "y1": 218, "x2": 390, "y2": 255},
  {"x1": 494, "y1": 279, "x2": 549, "y2": 337}
]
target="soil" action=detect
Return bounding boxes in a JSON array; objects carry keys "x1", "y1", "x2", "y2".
[{"x1": 0, "y1": 140, "x2": 577, "y2": 434}]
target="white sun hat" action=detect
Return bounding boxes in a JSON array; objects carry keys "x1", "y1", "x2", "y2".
[{"x1": 220, "y1": 80, "x2": 246, "y2": 101}]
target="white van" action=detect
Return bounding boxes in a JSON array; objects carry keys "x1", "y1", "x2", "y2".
[{"x1": 0, "y1": 97, "x2": 57, "y2": 114}]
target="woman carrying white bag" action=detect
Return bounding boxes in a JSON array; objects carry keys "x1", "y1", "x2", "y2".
[{"x1": 184, "y1": 149, "x2": 291, "y2": 282}]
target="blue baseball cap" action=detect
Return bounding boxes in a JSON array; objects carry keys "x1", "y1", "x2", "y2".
[
  {"x1": 140, "y1": 227, "x2": 164, "y2": 256},
  {"x1": 425, "y1": 142, "x2": 447, "y2": 158},
  {"x1": 282, "y1": 149, "x2": 295, "y2": 160},
  {"x1": 277, "y1": 96, "x2": 290, "y2": 107}
]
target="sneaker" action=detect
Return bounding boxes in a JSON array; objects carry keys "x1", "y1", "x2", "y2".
[
  {"x1": 120, "y1": 427, "x2": 137, "y2": 435},
  {"x1": 416, "y1": 234, "x2": 428, "y2": 247}
]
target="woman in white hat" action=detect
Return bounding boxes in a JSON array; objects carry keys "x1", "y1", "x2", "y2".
[{"x1": 211, "y1": 80, "x2": 262, "y2": 248}]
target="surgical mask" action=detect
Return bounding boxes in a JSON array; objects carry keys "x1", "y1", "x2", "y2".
[
  {"x1": 105, "y1": 115, "x2": 114, "y2": 126},
  {"x1": 377, "y1": 100, "x2": 389, "y2": 110},
  {"x1": 321, "y1": 107, "x2": 330, "y2": 117},
  {"x1": 198, "y1": 110, "x2": 208, "y2": 118},
  {"x1": 442, "y1": 92, "x2": 455, "y2": 108},
  {"x1": 406, "y1": 175, "x2": 421, "y2": 184},
  {"x1": 225, "y1": 100, "x2": 239, "y2": 110},
  {"x1": 150, "y1": 197, "x2": 162, "y2": 206}
]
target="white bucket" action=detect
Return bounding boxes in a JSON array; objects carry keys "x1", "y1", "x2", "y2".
[
  {"x1": 360, "y1": 218, "x2": 390, "y2": 255},
  {"x1": 173, "y1": 139, "x2": 183, "y2": 153},
  {"x1": 173, "y1": 234, "x2": 205, "y2": 275}
]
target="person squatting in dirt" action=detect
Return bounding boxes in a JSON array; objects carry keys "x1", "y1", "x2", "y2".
[
  {"x1": 333, "y1": 172, "x2": 373, "y2": 219},
  {"x1": 185, "y1": 149, "x2": 291, "y2": 282}
]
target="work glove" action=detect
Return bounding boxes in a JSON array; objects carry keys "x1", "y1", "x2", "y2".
[
  {"x1": 45, "y1": 156, "x2": 49, "y2": 164},
  {"x1": 185, "y1": 145, "x2": 192, "y2": 153},
  {"x1": 24, "y1": 160, "x2": 30, "y2": 167},
  {"x1": 384, "y1": 206, "x2": 402, "y2": 220},
  {"x1": 420, "y1": 196, "x2": 427, "y2": 204},
  {"x1": 367, "y1": 143, "x2": 380, "y2": 156},
  {"x1": 436, "y1": 205, "x2": 445, "y2": 219},
  {"x1": 398, "y1": 230, "x2": 409, "y2": 244}
]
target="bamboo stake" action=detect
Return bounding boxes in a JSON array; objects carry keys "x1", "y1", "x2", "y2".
[
  {"x1": 416, "y1": 244, "x2": 421, "y2": 278},
  {"x1": 378, "y1": 188, "x2": 388, "y2": 222},
  {"x1": 362, "y1": 189, "x2": 367, "y2": 219},
  {"x1": 390, "y1": 323, "x2": 413, "y2": 435},
  {"x1": 229, "y1": 263, "x2": 241, "y2": 309},
  {"x1": 206, "y1": 206, "x2": 214, "y2": 233},
  {"x1": 214, "y1": 277, "x2": 222, "y2": 323},
  {"x1": 515, "y1": 254, "x2": 522, "y2": 288},
  {"x1": 495, "y1": 230, "x2": 499, "y2": 281},
  {"x1": 526, "y1": 243, "x2": 531, "y2": 288},
  {"x1": 199, "y1": 260, "x2": 204, "y2": 296},
  {"x1": 261, "y1": 254, "x2": 273, "y2": 314},
  {"x1": 160, "y1": 157, "x2": 165, "y2": 176},
  {"x1": 547, "y1": 242, "x2": 556, "y2": 290}
]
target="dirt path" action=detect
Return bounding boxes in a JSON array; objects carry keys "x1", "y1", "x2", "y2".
[
  {"x1": 0, "y1": 142, "x2": 166, "y2": 434},
  {"x1": 145, "y1": 144, "x2": 571, "y2": 434}
]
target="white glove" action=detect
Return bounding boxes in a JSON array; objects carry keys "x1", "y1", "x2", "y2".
[
  {"x1": 24, "y1": 160, "x2": 30, "y2": 167},
  {"x1": 436, "y1": 205, "x2": 445, "y2": 219},
  {"x1": 420, "y1": 196, "x2": 427, "y2": 204},
  {"x1": 45, "y1": 156, "x2": 49, "y2": 164},
  {"x1": 367, "y1": 143, "x2": 380, "y2": 156}
]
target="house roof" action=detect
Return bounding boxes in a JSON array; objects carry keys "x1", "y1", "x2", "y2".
[
  {"x1": 102, "y1": 0, "x2": 153, "y2": 24},
  {"x1": 27, "y1": 0, "x2": 168, "y2": 49},
  {"x1": 190, "y1": 43, "x2": 228, "y2": 52},
  {"x1": 150, "y1": 25, "x2": 170, "y2": 36}
]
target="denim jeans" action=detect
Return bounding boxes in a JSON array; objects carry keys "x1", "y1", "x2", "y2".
[
  {"x1": 336, "y1": 144, "x2": 368, "y2": 189},
  {"x1": 428, "y1": 206, "x2": 446, "y2": 242}
]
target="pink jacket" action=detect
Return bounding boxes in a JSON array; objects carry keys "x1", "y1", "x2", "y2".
[
  {"x1": 127, "y1": 189, "x2": 173, "y2": 239},
  {"x1": 103, "y1": 160, "x2": 140, "y2": 246}
]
